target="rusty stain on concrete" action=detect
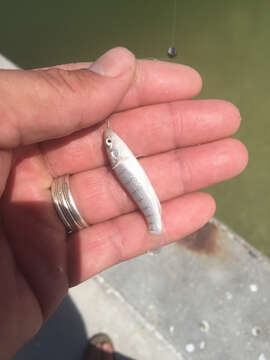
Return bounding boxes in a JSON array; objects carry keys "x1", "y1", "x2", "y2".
[{"x1": 178, "y1": 222, "x2": 220, "y2": 255}]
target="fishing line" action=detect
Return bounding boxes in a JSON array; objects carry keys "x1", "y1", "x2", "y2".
[
  {"x1": 171, "y1": 0, "x2": 177, "y2": 47},
  {"x1": 168, "y1": 0, "x2": 177, "y2": 58}
]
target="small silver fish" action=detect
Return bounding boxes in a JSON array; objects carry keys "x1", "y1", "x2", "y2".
[{"x1": 104, "y1": 128, "x2": 162, "y2": 235}]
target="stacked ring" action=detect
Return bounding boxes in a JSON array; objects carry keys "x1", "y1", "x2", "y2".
[{"x1": 51, "y1": 175, "x2": 88, "y2": 234}]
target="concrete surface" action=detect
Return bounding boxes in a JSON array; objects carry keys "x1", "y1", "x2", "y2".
[
  {"x1": 1, "y1": 55, "x2": 270, "y2": 360},
  {"x1": 14, "y1": 219, "x2": 270, "y2": 360}
]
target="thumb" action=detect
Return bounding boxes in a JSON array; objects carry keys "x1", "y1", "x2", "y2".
[{"x1": 0, "y1": 47, "x2": 136, "y2": 148}]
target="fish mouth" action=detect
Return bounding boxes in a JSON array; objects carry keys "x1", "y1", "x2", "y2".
[{"x1": 104, "y1": 128, "x2": 114, "y2": 139}]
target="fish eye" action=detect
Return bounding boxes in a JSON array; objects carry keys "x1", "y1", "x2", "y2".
[{"x1": 106, "y1": 138, "x2": 112, "y2": 146}]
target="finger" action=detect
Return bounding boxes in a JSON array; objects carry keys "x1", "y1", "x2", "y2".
[
  {"x1": 38, "y1": 58, "x2": 202, "y2": 107},
  {"x1": 0, "y1": 48, "x2": 201, "y2": 149},
  {"x1": 42, "y1": 99, "x2": 241, "y2": 176},
  {"x1": 0, "y1": 47, "x2": 135, "y2": 148},
  {"x1": 69, "y1": 138, "x2": 248, "y2": 225},
  {"x1": 114, "y1": 58, "x2": 202, "y2": 110},
  {"x1": 68, "y1": 192, "x2": 216, "y2": 285}
]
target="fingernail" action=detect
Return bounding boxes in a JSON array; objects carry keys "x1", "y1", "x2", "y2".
[{"x1": 89, "y1": 47, "x2": 135, "y2": 77}]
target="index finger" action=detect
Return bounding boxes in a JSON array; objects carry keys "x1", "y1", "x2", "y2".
[{"x1": 118, "y1": 59, "x2": 202, "y2": 110}]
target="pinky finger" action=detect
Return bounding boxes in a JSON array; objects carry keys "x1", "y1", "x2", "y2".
[{"x1": 68, "y1": 192, "x2": 216, "y2": 286}]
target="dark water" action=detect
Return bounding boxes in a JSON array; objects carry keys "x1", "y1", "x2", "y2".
[{"x1": 1, "y1": 0, "x2": 270, "y2": 254}]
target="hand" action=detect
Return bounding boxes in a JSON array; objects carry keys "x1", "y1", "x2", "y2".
[{"x1": 0, "y1": 47, "x2": 248, "y2": 358}]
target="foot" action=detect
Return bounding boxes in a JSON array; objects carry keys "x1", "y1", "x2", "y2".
[{"x1": 84, "y1": 333, "x2": 114, "y2": 360}]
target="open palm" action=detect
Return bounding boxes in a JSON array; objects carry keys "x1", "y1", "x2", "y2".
[{"x1": 0, "y1": 48, "x2": 248, "y2": 358}]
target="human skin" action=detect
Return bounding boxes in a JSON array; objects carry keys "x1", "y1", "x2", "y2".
[{"x1": 0, "y1": 47, "x2": 248, "y2": 358}]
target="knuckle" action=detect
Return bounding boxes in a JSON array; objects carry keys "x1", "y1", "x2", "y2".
[
  {"x1": 174, "y1": 149, "x2": 193, "y2": 194},
  {"x1": 38, "y1": 68, "x2": 80, "y2": 95},
  {"x1": 38, "y1": 68, "x2": 99, "y2": 99},
  {"x1": 167, "y1": 101, "x2": 184, "y2": 149},
  {"x1": 37, "y1": 68, "x2": 101, "y2": 130}
]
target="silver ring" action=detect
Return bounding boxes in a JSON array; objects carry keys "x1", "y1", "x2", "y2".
[{"x1": 51, "y1": 175, "x2": 88, "y2": 234}]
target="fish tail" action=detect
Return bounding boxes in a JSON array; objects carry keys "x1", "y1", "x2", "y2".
[{"x1": 145, "y1": 229, "x2": 167, "y2": 255}]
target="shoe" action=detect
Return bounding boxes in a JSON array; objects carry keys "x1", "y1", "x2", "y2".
[{"x1": 83, "y1": 333, "x2": 115, "y2": 360}]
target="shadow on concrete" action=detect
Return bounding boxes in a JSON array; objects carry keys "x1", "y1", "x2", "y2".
[
  {"x1": 14, "y1": 295, "x2": 135, "y2": 360},
  {"x1": 14, "y1": 295, "x2": 88, "y2": 360},
  {"x1": 114, "y1": 353, "x2": 135, "y2": 360},
  {"x1": 85, "y1": 342, "x2": 135, "y2": 360}
]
